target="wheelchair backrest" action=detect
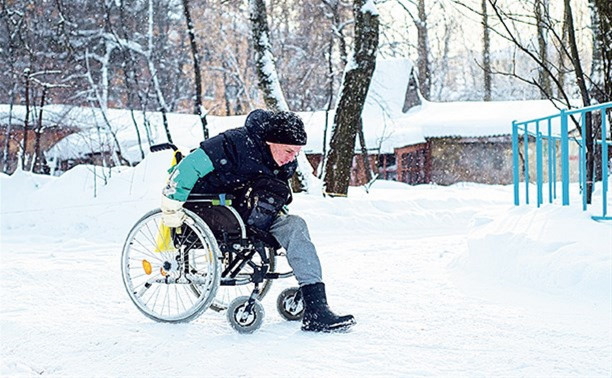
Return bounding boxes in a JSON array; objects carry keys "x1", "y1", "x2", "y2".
[{"x1": 183, "y1": 196, "x2": 246, "y2": 245}]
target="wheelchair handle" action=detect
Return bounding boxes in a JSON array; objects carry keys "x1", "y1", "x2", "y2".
[{"x1": 150, "y1": 143, "x2": 179, "y2": 152}]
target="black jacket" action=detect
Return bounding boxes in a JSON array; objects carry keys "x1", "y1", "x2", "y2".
[{"x1": 191, "y1": 109, "x2": 297, "y2": 196}]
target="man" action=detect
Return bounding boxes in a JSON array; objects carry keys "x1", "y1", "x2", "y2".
[{"x1": 160, "y1": 109, "x2": 355, "y2": 332}]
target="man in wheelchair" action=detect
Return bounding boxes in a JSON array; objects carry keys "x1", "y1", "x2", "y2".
[{"x1": 160, "y1": 109, "x2": 355, "y2": 332}]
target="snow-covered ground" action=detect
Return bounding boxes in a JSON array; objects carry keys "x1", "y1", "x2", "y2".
[{"x1": 1, "y1": 152, "x2": 610, "y2": 376}]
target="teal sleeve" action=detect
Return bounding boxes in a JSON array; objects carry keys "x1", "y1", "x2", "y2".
[{"x1": 162, "y1": 148, "x2": 214, "y2": 201}]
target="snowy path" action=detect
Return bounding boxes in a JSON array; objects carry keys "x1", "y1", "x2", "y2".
[{"x1": 2, "y1": 230, "x2": 609, "y2": 376}]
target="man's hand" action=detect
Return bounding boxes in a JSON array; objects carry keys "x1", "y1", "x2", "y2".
[{"x1": 161, "y1": 196, "x2": 186, "y2": 228}]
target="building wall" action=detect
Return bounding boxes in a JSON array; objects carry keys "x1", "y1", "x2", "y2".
[
  {"x1": 429, "y1": 137, "x2": 514, "y2": 185},
  {"x1": 428, "y1": 136, "x2": 580, "y2": 186},
  {"x1": 0, "y1": 126, "x2": 76, "y2": 173},
  {"x1": 304, "y1": 153, "x2": 378, "y2": 186}
]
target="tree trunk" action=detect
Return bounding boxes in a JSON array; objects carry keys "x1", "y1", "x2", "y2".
[
  {"x1": 482, "y1": 0, "x2": 491, "y2": 101},
  {"x1": 33, "y1": 85, "x2": 47, "y2": 173},
  {"x1": 321, "y1": 38, "x2": 334, "y2": 178},
  {"x1": 248, "y1": 0, "x2": 289, "y2": 111},
  {"x1": 248, "y1": 0, "x2": 315, "y2": 192},
  {"x1": 535, "y1": 0, "x2": 552, "y2": 98},
  {"x1": 3, "y1": 83, "x2": 17, "y2": 173},
  {"x1": 417, "y1": 0, "x2": 430, "y2": 100},
  {"x1": 558, "y1": 3, "x2": 570, "y2": 96},
  {"x1": 589, "y1": 0, "x2": 612, "y2": 181},
  {"x1": 595, "y1": 0, "x2": 611, "y2": 103},
  {"x1": 357, "y1": 117, "x2": 372, "y2": 183},
  {"x1": 565, "y1": 0, "x2": 594, "y2": 203},
  {"x1": 324, "y1": 0, "x2": 379, "y2": 196},
  {"x1": 182, "y1": 0, "x2": 209, "y2": 140},
  {"x1": 22, "y1": 68, "x2": 31, "y2": 171}
]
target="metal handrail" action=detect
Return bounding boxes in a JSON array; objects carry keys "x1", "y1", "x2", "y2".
[{"x1": 512, "y1": 101, "x2": 611, "y2": 220}]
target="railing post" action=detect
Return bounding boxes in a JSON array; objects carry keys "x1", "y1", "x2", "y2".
[
  {"x1": 553, "y1": 135, "x2": 557, "y2": 200},
  {"x1": 560, "y1": 109, "x2": 569, "y2": 206},
  {"x1": 602, "y1": 108, "x2": 608, "y2": 217},
  {"x1": 536, "y1": 121, "x2": 543, "y2": 207},
  {"x1": 524, "y1": 122, "x2": 530, "y2": 204},
  {"x1": 581, "y1": 112, "x2": 587, "y2": 211},
  {"x1": 512, "y1": 120, "x2": 519, "y2": 205},
  {"x1": 547, "y1": 118, "x2": 553, "y2": 203}
]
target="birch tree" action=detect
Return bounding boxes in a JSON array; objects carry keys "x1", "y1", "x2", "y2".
[{"x1": 248, "y1": 0, "x2": 318, "y2": 192}]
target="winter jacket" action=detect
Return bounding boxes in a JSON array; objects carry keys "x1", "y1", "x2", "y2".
[{"x1": 162, "y1": 109, "x2": 297, "y2": 202}]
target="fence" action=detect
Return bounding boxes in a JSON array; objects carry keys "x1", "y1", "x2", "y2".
[{"x1": 512, "y1": 101, "x2": 611, "y2": 220}]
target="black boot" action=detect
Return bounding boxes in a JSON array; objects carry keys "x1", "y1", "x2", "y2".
[{"x1": 300, "y1": 282, "x2": 355, "y2": 332}]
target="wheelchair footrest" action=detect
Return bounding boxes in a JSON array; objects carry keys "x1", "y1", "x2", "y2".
[
  {"x1": 264, "y1": 272, "x2": 294, "y2": 279},
  {"x1": 221, "y1": 277, "x2": 251, "y2": 286}
]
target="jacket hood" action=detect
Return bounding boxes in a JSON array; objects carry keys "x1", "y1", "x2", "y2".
[{"x1": 244, "y1": 109, "x2": 274, "y2": 143}]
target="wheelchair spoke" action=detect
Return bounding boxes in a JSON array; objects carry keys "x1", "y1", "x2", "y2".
[
  {"x1": 122, "y1": 209, "x2": 221, "y2": 322},
  {"x1": 131, "y1": 237, "x2": 166, "y2": 263}
]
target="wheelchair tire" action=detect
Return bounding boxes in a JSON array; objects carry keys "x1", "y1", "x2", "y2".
[
  {"x1": 227, "y1": 296, "x2": 265, "y2": 334},
  {"x1": 209, "y1": 248, "x2": 276, "y2": 312},
  {"x1": 276, "y1": 287, "x2": 304, "y2": 321},
  {"x1": 121, "y1": 209, "x2": 221, "y2": 323}
]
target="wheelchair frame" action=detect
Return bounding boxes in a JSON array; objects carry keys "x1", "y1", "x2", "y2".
[
  {"x1": 184, "y1": 193, "x2": 295, "y2": 285},
  {"x1": 121, "y1": 143, "x2": 303, "y2": 333},
  {"x1": 121, "y1": 193, "x2": 303, "y2": 333}
]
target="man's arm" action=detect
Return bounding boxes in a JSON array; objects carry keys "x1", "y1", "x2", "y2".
[
  {"x1": 163, "y1": 148, "x2": 215, "y2": 201},
  {"x1": 161, "y1": 147, "x2": 215, "y2": 227}
]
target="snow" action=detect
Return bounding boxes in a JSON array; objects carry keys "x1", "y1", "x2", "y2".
[
  {"x1": 361, "y1": 0, "x2": 379, "y2": 16},
  {"x1": 2, "y1": 59, "x2": 573, "y2": 164},
  {"x1": 1, "y1": 153, "x2": 610, "y2": 376}
]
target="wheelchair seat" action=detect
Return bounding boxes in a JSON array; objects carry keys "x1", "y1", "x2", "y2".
[{"x1": 183, "y1": 193, "x2": 282, "y2": 251}]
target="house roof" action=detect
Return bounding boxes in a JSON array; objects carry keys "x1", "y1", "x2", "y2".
[{"x1": 1, "y1": 58, "x2": 574, "y2": 160}]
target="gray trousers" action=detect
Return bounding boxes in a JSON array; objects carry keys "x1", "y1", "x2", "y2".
[{"x1": 269, "y1": 214, "x2": 323, "y2": 286}]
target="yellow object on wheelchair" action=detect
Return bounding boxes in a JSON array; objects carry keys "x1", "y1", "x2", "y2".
[
  {"x1": 154, "y1": 148, "x2": 185, "y2": 253},
  {"x1": 155, "y1": 224, "x2": 177, "y2": 253}
]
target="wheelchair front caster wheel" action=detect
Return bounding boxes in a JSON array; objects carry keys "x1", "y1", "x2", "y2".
[
  {"x1": 276, "y1": 287, "x2": 304, "y2": 321},
  {"x1": 227, "y1": 296, "x2": 265, "y2": 334}
]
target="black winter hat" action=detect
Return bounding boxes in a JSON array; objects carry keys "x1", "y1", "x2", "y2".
[{"x1": 264, "y1": 111, "x2": 307, "y2": 146}]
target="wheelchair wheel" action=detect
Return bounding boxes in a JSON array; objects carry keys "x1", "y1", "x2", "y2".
[
  {"x1": 276, "y1": 287, "x2": 304, "y2": 321},
  {"x1": 226, "y1": 296, "x2": 265, "y2": 334},
  {"x1": 121, "y1": 209, "x2": 221, "y2": 323},
  {"x1": 209, "y1": 247, "x2": 276, "y2": 312}
]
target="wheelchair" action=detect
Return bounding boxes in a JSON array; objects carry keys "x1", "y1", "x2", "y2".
[{"x1": 121, "y1": 146, "x2": 305, "y2": 333}]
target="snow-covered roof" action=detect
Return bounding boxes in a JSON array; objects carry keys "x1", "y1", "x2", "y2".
[{"x1": 1, "y1": 57, "x2": 573, "y2": 160}]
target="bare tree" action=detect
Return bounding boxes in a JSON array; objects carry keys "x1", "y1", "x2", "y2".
[
  {"x1": 22, "y1": 68, "x2": 31, "y2": 170},
  {"x1": 248, "y1": 0, "x2": 317, "y2": 192},
  {"x1": 248, "y1": 0, "x2": 289, "y2": 110},
  {"x1": 396, "y1": 0, "x2": 431, "y2": 100},
  {"x1": 324, "y1": 0, "x2": 379, "y2": 196},
  {"x1": 486, "y1": 0, "x2": 606, "y2": 203},
  {"x1": 482, "y1": 0, "x2": 491, "y2": 101},
  {"x1": 534, "y1": 0, "x2": 552, "y2": 98},
  {"x1": 182, "y1": 0, "x2": 209, "y2": 140}
]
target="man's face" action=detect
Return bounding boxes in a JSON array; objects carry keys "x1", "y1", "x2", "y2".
[{"x1": 266, "y1": 142, "x2": 302, "y2": 166}]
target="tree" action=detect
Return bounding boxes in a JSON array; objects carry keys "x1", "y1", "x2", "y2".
[
  {"x1": 182, "y1": 0, "x2": 209, "y2": 140},
  {"x1": 481, "y1": 0, "x2": 491, "y2": 101},
  {"x1": 486, "y1": 0, "x2": 607, "y2": 203},
  {"x1": 534, "y1": 0, "x2": 552, "y2": 98},
  {"x1": 396, "y1": 0, "x2": 431, "y2": 100},
  {"x1": 323, "y1": 0, "x2": 379, "y2": 196},
  {"x1": 248, "y1": 0, "x2": 318, "y2": 192},
  {"x1": 248, "y1": 0, "x2": 289, "y2": 111}
]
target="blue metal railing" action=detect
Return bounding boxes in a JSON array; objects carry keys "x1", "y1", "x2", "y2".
[{"x1": 512, "y1": 102, "x2": 611, "y2": 220}]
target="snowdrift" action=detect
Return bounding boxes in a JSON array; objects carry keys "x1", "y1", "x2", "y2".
[
  {"x1": 452, "y1": 205, "x2": 611, "y2": 304},
  {"x1": 1, "y1": 152, "x2": 610, "y2": 304}
]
